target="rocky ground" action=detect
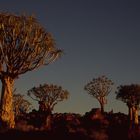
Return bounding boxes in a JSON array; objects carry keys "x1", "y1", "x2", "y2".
[{"x1": 0, "y1": 108, "x2": 140, "y2": 140}]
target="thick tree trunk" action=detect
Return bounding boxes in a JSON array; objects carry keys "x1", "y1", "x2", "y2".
[
  {"x1": 98, "y1": 96, "x2": 107, "y2": 114},
  {"x1": 45, "y1": 107, "x2": 52, "y2": 130},
  {"x1": 45, "y1": 114, "x2": 52, "y2": 130},
  {"x1": 0, "y1": 76, "x2": 15, "y2": 128},
  {"x1": 132, "y1": 106, "x2": 139, "y2": 125},
  {"x1": 128, "y1": 107, "x2": 133, "y2": 128}
]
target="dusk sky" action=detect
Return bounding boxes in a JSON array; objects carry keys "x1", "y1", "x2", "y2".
[{"x1": 0, "y1": 0, "x2": 140, "y2": 114}]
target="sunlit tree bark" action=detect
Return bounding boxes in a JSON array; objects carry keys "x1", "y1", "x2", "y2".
[
  {"x1": 0, "y1": 75, "x2": 15, "y2": 128},
  {"x1": 132, "y1": 105, "x2": 139, "y2": 125},
  {"x1": 0, "y1": 13, "x2": 62, "y2": 128}
]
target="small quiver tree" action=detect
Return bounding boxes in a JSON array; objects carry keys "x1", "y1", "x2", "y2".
[
  {"x1": 27, "y1": 84, "x2": 69, "y2": 114},
  {"x1": 27, "y1": 83, "x2": 69, "y2": 130},
  {"x1": 0, "y1": 13, "x2": 62, "y2": 128},
  {"x1": 84, "y1": 75, "x2": 113, "y2": 113}
]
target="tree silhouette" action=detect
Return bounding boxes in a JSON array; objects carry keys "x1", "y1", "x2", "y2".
[
  {"x1": 0, "y1": 13, "x2": 62, "y2": 128},
  {"x1": 84, "y1": 76, "x2": 113, "y2": 113},
  {"x1": 13, "y1": 93, "x2": 31, "y2": 118},
  {"x1": 27, "y1": 84, "x2": 69, "y2": 114},
  {"x1": 116, "y1": 84, "x2": 140, "y2": 126}
]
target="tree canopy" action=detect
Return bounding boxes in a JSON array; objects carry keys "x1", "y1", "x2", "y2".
[
  {"x1": 84, "y1": 75, "x2": 113, "y2": 113},
  {"x1": 27, "y1": 84, "x2": 69, "y2": 113},
  {"x1": 0, "y1": 13, "x2": 62, "y2": 79},
  {"x1": 116, "y1": 84, "x2": 140, "y2": 107}
]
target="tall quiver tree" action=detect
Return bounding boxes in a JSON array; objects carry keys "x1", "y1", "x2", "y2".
[
  {"x1": 116, "y1": 84, "x2": 140, "y2": 126},
  {"x1": 0, "y1": 13, "x2": 62, "y2": 128},
  {"x1": 84, "y1": 76, "x2": 113, "y2": 113}
]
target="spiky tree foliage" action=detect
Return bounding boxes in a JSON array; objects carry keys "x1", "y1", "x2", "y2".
[
  {"x1": 84, "y1": 76, "x2": 113, "y2": 113},
  {"x1": 116, "y1": 84, "x2": 140, "y2": 125},
  {"x1": 27, "y1": 84, "x2": 69, "y2": 114},
  {"x1": 13, "y1": 93, "x2": 32, "y2": 118},
  {"x1": 0, "y1": 13, "x2": 62, "y2": 128}
]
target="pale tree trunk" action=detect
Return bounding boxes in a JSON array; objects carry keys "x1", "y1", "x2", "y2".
[
  {"x1": 0, "y1": 76, "x2": 15, "y2": 128},
  {"x1": 134, "y1": 109, "x2": 139, "y2": 125},
  {"x1": 128, "y1": 107, "x2": 133, "y2": 128},
  {"x1": 99, "y1": 101, "x2": 104, "y2": 114},
  {"x1": 132, "y1": 106, "x2": 139, "y2": 125},
  {"x1": 98, "y1": 97, "x2": 106, "y2": 114}
]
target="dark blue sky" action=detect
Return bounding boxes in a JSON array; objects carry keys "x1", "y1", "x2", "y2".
[{"x1": 0, "y1": 0, "x2": 140, "y2": 114}]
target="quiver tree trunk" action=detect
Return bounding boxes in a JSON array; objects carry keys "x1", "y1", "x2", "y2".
[
  {"x1": 45, "y1": 114, "x2": 52, "y2": 130},
  {"x1": 39, "y1": 101, "x2": 52, "y2": 130},
  {"x1": 132, "y1": 106, "x2": 139, "y2": 126},
  {"x1": 127, "y1": 103, "x2": 133, "y2": 123},
  {"x1": 45, "y1": 106, "x2": 53, "y2": 130},
  {"x1": 0, "y1": 76, "x2": 15, "y2": 128},
  {"x1": 98, "y1": 97, "x2": 106, "y2": 113},
  {"x1": 128, "y1": 105, "x2": 139, "y2": 128},
  {"x1": 128, "y1": 107, "x2": 133, "y2": 122},
  {"x1": 99, "y1": 102, "x2": 104, "y2": 114},
  {"x1": 45, "y1": 107, "x2": 52, "y2": 130},
  {"x1": 134, "y1": 109, "x2": 139, "y2": 125}
]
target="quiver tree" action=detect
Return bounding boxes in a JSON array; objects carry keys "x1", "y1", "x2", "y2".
[
  {"x1": 27, "y1": 83, "x2": 69, "y2": 114},
  {"x1": 13, "y1": 93, "x2": 32, "y2": 118},
  {"x1": 27, "y1": 83, "x2": 69, "y2": 130},
  {"x1": 0, "y1": 13, "x2": 62, "y2": 128},
  {"x1": 84, "y1": 76, "x2": 113, "y2": 113},
  {"x1": 116, "y1": 84, "x2": 140, "y2": 126}
]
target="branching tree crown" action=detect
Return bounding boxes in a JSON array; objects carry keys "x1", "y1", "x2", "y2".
[
  {"x1": 27, "y1": 83, "x2": 69, "y2": 113},
  {"x1": 0, "y1": 13, "x2": 62, "y2": 78},
  {"x1": 116, "y1": 84, "x2": 140, "y2": 106},
  {"x1": 84, "y1": 75, "x2": 113, "y2": 113}
]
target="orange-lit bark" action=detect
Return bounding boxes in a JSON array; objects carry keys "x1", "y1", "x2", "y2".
[
  {"x1": 128, "y1": 105, "x2": 139, "y2": 127},
  {"x1": 0, "y1": 76, "x2": 15, "y2": 128},
  {"x1": 132, "y1": 106, "x2": 139, "y2": 125}
]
